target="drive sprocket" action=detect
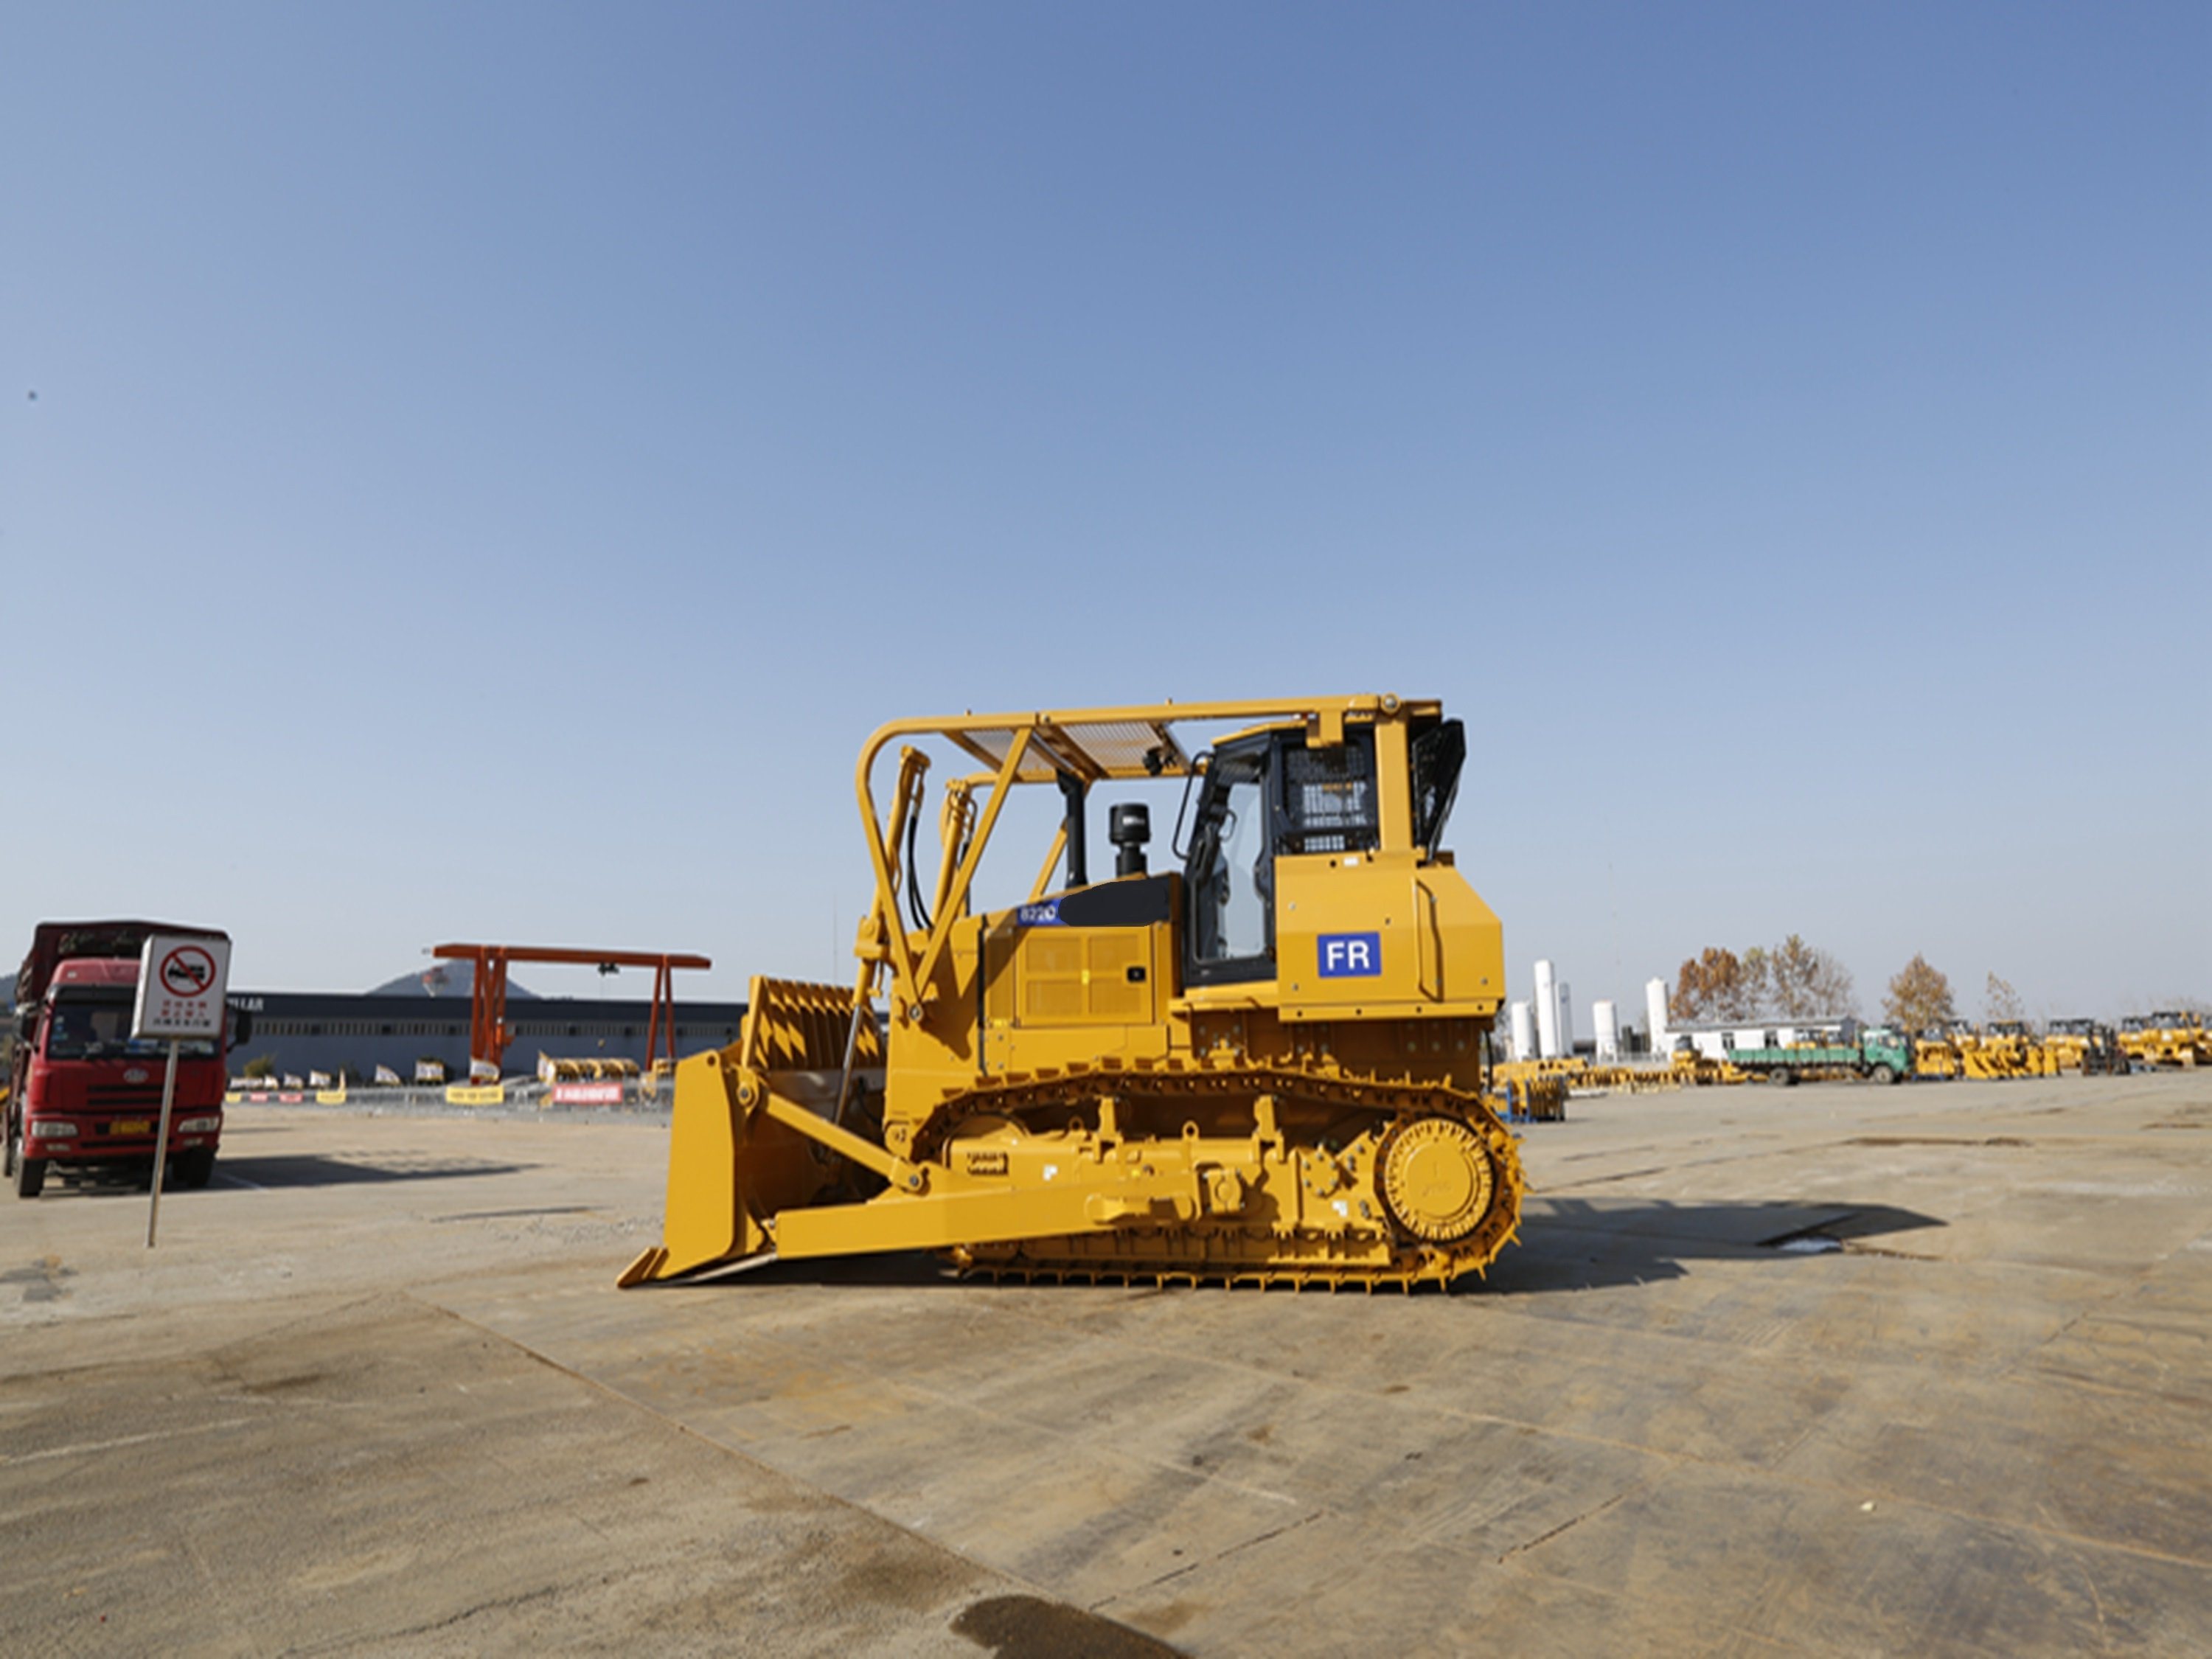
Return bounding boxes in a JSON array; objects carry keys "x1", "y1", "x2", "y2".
[{"x1": 1377, "y1": 1114, "x2": 1498, "y2": 1244}]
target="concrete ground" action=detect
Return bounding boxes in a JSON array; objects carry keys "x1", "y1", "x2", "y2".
[{"x1": 3, "y1": 1071, "x2": 2209, "y2": 1655}]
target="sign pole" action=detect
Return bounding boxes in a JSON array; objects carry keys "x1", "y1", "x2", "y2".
[
  {"x1": 147, "y1": 1037, "x2": 180, "y2": 1248},
  {"x1": 131, "y1": 931, "x2": 232, "y2": 1250}
]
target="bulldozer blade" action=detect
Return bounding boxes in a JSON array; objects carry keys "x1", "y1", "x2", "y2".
[
  {"x1": 623, "y1": 1049, "x2": 763, "y2": 1282},
  {"x1": 619, "y1": 978, "x2": 880, "y2": 1287},
  {"x1": 620, "y1": 1048, "x2": 830, "y2": 1283},
  {"x1": 618, "y1": 1243, "x2": 784, "y2": 1288}
]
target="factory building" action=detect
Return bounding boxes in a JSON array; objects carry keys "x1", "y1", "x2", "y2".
[{"x1": 222, "y1": 962, "x2": 746, "y2": 1083}]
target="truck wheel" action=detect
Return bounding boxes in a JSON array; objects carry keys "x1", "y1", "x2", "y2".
[
  {"x1": 1773, "y1": 1068, "x2": 1798, "y2": 1088},
  {"x1": 14, "y1": 1147, "x2": 44, "y2": 1199},
  {"x1": 1870, "y1": 1063, "x2": 1898, "y2": 1087},
  {"x1": 175, "y1": 1149, "x2": 216, "y2": 1191}
]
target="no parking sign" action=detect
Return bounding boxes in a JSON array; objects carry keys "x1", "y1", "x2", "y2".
[
  {"x1": 131, "y1": 932, "x2": 232, "y2": 1248},
  {"x1": 132, "y1": 935, "x2": 232, "y2": 1040}
]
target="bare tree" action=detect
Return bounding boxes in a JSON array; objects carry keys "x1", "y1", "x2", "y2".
[
  {"x1": 1768, "y1": 934, "x2": 1858, "y2": 1020},
  {"x1": 1885, "y1": 954, "x2": 1957, "y2": 1033},
  {"x1": 1740, "y1": 947, "x2": 1773, "y2": 1020},
  {"x1": 1676, "y1": 938, "x2": 1858, "y2": 1023},
  {"x1": 1985, "y1": 973, "x2": 2028, "y2": 1025}
]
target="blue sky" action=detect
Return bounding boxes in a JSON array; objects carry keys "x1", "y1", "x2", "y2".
[{"x1": 4, "y1": 4, "x2": 2205, "y2": 1023}]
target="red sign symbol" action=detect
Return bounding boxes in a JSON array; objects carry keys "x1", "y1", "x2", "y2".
[{"x1": 159, "y1": 945, "x2": 218, "y2": 998}]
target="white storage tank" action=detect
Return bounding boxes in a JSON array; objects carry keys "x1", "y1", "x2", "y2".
[
  {"x1": 1646, "y1": 978, "x2": 1671, "y2": 1055},
  {"x1": 1558, "y1": 981, "x2": 1574, "y2": 1054},
  {"x1": 1533, "y1": 961, "x2": 1559, "y2": 1060},
  {"x1": 1593, "y1": 999, "x2": 1619, "y2": 1061},
  {"x1": 1509, "y1": 1001, "x2": 1537, "y2": 1062}
]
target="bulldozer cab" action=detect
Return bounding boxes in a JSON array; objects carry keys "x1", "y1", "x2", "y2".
[{"x1": 1179, "y1": 717, "x2": 1465, "y2": 989}]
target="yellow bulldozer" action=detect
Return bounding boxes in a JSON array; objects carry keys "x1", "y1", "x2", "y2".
[{"x1": 622, "y1": 695, "x2": 1528, "y2": 1292}]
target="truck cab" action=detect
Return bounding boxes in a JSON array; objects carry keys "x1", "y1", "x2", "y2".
[{"x1": 1858, "y1": 1026, "x2": 1916, "y2": 1082}]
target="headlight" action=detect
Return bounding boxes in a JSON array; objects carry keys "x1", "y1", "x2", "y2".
[
  {"x1": 176, "y1": 1116, "x2": 221, "y2": 1134},
  {"x1": 30, "y1": 1121, "x2": 78, "y2": 1139}
]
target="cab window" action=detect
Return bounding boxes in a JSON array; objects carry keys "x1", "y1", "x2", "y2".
[
  {"x1": 1186, "y1": 742, "x2": 1273, "y2": 981},
  {"x1": 1194, "y1": 743, "x2": 1265, "y2": 973}
]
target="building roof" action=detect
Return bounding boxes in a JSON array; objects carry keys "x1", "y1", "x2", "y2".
[{"x1": 226, "y1": 989, "x2": 747, "y2": 1024}]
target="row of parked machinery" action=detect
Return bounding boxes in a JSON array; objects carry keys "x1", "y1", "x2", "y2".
[
  {"x1": 1495, "y1": 1009, "x2": 2199, "y2": 1096},
  {"x1": 1909, "y1": 1013, "x2": 2207, "y2": 1079}
]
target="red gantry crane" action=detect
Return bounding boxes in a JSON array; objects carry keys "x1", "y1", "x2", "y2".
[{"x1": 431, "y1": 944, "x2": 713, "y2": 1079}]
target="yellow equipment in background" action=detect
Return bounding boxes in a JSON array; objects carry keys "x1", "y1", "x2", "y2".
[
  {"x1": 2042, "y1": 1018, "x2": 2129, "y2": 1076},
  {"x1": 1913, "y1": 1032, "x2": 1964, "y2": 1079},
  {"x1": 622, "y1": 696, "x2": 1527, "y2": 1291},
  {"x1": 2119, "y1": 1012, "x2": 2208, "y2": 1069},
  {"x1": 1957, "y1": 1023, "x2": 2048, "y2": 1079},
  {"x1": 538, "y1": 1054, "x2": 642, "y2": 1082}
]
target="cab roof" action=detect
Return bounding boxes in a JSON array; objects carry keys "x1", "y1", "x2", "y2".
[{"x1": 866, "y1": 696, "x2": 1440, "y2": 785}]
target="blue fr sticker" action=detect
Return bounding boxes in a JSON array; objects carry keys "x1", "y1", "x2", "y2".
[
  {"x1": 1016, "y1": 900, "x2": 1064, "y2": 927},
  {"x1": 1317, "y1": 931, "x2": 1382, "y2": 978}
]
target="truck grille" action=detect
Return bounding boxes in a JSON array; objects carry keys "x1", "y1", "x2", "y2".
[{"x1": 86, "y1": 1084, "x2": 166, "y2": 1108}]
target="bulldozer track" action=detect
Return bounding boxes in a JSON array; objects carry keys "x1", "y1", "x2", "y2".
[{"x1": 902, "y1": 1056, "x2": 1526, "y2": 1291}]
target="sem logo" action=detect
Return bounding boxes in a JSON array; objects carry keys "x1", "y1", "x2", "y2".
[
  {"x1": 1318, "y1": 931, "x2": 1382, "y2": 978},
  {"x1": 1016, "y1": 901, "x2": 1064, "y2": 928}
]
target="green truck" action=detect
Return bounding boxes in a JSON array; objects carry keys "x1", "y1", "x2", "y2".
[{"x1": 1727, "y1": 1024, "x2": 1915, "y2": 1088}]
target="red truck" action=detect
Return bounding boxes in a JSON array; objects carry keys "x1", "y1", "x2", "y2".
[{"x1": 6, "y1": 920, "x2": 242, "y2": 1199}]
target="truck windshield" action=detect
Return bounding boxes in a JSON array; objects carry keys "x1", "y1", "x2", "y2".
[{"x1": 44, "y1": 995, "x2": 216, "y2": 1060}]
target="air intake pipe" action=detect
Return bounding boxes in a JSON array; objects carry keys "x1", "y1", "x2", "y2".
[{"x1": 1110, "y1": 803, "x2": 1151, "y2": 878}]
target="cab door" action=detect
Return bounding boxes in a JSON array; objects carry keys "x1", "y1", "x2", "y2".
[{"x1": 1182, "y1": 734, "x2": 1278, "y2": 987}]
